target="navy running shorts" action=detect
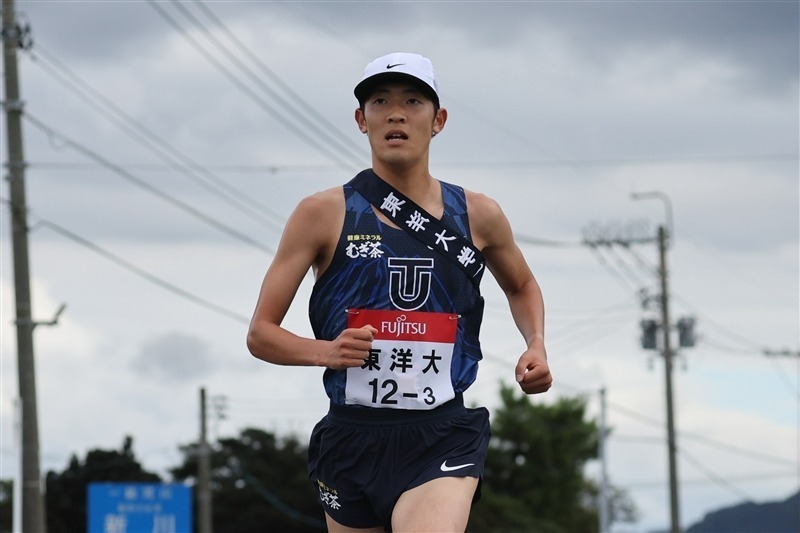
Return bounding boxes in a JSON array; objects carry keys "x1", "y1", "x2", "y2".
[{"x1": 307, "y1": 394, "x2": 490, "y2": 530}]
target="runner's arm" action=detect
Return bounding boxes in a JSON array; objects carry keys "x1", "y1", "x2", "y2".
[
  {"x1": 468, "y1": 192, "x2": 552, "y2": 394},
  {"x1": 246, "y1": 191, "x2": 376, "y2": 369}
]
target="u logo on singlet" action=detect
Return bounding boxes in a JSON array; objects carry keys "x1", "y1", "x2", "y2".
[{"x1": 388, "y1": 257, "x2": 434, "y2": 311}]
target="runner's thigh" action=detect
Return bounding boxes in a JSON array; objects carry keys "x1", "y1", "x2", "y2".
[{"x1": 391, "y1": 476, "x2": 479, "y2": 532}]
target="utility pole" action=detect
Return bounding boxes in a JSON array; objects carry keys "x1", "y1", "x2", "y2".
[
  {"x1": 632, "y1": 191, "x2": 681, "y2": 533},
  {"x1": 598, "y1": 387, "x2": 609, "y2": 533},
  {"x1": 585, "y1": 192, "x2": 688, "y2": 533},
  {"x1": 657, "y1": 225, "x2": 681, "y2": 533},
  {"x1": 198, "y1": 387, "x2": 213, "y2": 533},
  {"x1": 2, "y1": 1, "x2": 46, "y2": 531}
]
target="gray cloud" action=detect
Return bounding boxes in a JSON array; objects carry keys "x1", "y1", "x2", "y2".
[
  {"x1": 274, "y1": 1, "x2": 798, "y2": 91},
  {"x1": 131, "y1": 331, "x2": 218, "y2": 381},
  {"x1": 22, "y1": 2, "x2": 798, "y2": 87},
  {"x1": 20, "y1": 2, "x2": 165, "y2": 64}
]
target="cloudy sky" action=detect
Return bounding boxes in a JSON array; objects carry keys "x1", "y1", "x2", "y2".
[{"x1": 1, "y1": 1, "x2": 797, "y2": 530}]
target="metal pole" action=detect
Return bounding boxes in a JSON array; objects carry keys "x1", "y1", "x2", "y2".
[
  {"x1": 12, "y1": 398, "x2": 21, "y2": 532},
  {"x1": 198, "y1": 387, "x2": 213, "y2": 533},
  {"x1": 598, "y1": 387, "x2": 609, "y2": 533},
  {"x1": 2, "y1": 1, "x2": 46, "y2": 530},
  {"x1": 631, "y1": 191, "x2": 680, "y2": 532},
  {"x1": 658, "y1": 226, "x2": 681, "y2": 533}
]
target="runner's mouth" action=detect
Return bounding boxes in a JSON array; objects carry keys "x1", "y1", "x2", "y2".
[{"x1": 385, "y1": 131, "x2": 408, "y2": 141}]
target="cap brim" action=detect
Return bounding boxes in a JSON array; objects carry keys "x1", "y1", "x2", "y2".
[{"x1": 354, "y1": 73, "x2": 439, "y2": 106}]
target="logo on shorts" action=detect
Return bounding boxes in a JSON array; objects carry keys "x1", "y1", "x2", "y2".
[
  {"x1": 317, "y1": 480, "x2": 341, "y2": 510},
  {"x1": 440, "y1": 460, "x2": 475, "y2": 472}
]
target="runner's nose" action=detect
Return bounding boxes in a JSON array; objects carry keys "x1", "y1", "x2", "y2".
[{"x1": 387, "y1": 105, "x2": 406, "y2": 123}]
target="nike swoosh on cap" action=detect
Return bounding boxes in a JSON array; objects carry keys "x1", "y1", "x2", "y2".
[
  {"x1": 440, "y1": 460, "x2": 475, "y2": 472},
  {"x1": 386, "y1": 63, "x2": 405, "y2": 69}
]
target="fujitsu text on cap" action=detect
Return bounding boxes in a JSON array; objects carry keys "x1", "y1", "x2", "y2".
[{"x1": 354, "y1": 52, "x2": 440, "y2": 106}]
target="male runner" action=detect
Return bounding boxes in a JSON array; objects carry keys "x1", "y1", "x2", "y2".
[{"x1": 247, "y1": 52, "x2": 551, "y2": 532}]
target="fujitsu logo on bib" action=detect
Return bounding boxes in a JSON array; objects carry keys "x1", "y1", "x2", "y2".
[
  {"x1": 348, "y1": 309, "x2": 457, "y2": 344},
  {"x1": 380, "y1": 315, "x2": 428, "y2": 338}
]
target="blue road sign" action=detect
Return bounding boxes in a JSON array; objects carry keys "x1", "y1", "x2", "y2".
[{"x1": 88, "y1": 483, "x2": 193, "y2": 533}]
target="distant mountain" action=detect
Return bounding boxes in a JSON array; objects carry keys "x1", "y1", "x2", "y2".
[{"x1": 685, "y1": 491, "x2": 799, "y2": 533}]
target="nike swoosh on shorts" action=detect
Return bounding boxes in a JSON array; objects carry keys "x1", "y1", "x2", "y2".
[{"x1": 440, "y1": 460, "x2": 475, "y2": 472}]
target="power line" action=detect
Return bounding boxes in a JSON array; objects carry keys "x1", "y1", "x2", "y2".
[
  {"x1": 608, "y1": 401, "x2": 795, "y2": 468},
  {"x1": 0, "y1": 199, "x2": 251, "y2": 325},
  {"x1": 679, "y1": 448, "x2": 757, "y2": 503},
  {"x1": 27, "y1": 44, "x2": 286, "y2": 232},
  {"x1": 585, "y1": 244, "x2": 644, "y2": 296},
  {"x1": 622, "y1": 472, "x2": 796, "y2": 490},
  {"x1": 38, "y1": 219, "x2": 250, "y2": 324},
  {"x1": 554, "y1": 383, "x2": 796, "y2": 468},
  {"x1": 187, "y1": 0, "x2": 368, "y2": 164},
  {"x1": 621, "y1": 244, "x2": 659, "y2": 278},
  {"x1": 547, "y1": 312, "x2": 637, "y2": 353},
  {"x1": 431, "y1": 153, "x2": 799, "y2": 169},
  {"x1": 670, "y1": 293, "x2": 770, "y2": 353},
  {"x1": 146, "y1": 0, "x2": 362, "y2": 173},
  {"x1": 583, "y1": 222, "x2": 791, "y2": 363},
  {"x1": 23, "y1": 112, "x2": 277, "y2": 255},
  {"x1": 603, "y1": 244, "x2": 654, "y2": 290},
  {"x1": 515, "y1": 232, "x2": 583, "y2": 248},
  {"x1": 26, "y1": 153, "x2": 798, "y2": 173},
  {"x1": 546, "y1": 299, "x2": 638, "y2": 319},
  {"x1": 700, "y1": 336, "x2": 771, "y2": 356},
  {"x1": 168, "y1": 0, "x2": 366, "y2": 166},
  {"x1": 230, "y1": 459, "x2": 326, "y2": 529},
  {"x1": 27, "y1": 161, "x2": 343, "y2": 174}
]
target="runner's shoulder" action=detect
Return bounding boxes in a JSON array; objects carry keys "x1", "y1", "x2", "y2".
[
  {"x1": 292, "y1": 186, "x2": 345, "y2": 226},
  {"x1": 463, "y1": 189, "x2": 508, "y2": 247},
  {"x1": 284, "y1": 187, "x2": 346, "y2": 253}
]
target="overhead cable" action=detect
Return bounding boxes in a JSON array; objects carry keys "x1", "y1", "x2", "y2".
[
  {"x1": 187, "y1": 0, "x2": 368, "y2": 163},
  {"x1": 586, "y1": 244, "x2": 644, "y2": 296},
  {"x1": 23, "y1": 113, "x2": 276, "y2": 255},
  {"x1": 28, "y1": 44, "x2": 286, "y2": 232},
  {"x1": 27, "y1": 154, "x2": 798, "y2": 173},
  {"x1": 679, "y1": 448, "x2": 757, "y2": 503},
  {"x1": 0, "y1": 199, "x2": 250, "y2": 325},
  {"x1": 147, "y1": 0, "x2": 362, "y2": 172},
  {"x1": 671, "y1": 293, "x2": 770, "y2": 352},
  {"x1": 515, "y1": 232, "x2": 583, "y2": 248}
]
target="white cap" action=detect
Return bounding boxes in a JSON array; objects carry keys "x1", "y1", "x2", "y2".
[{"x1": 354, "y1": 52, "x2": 440, "y2": 106}]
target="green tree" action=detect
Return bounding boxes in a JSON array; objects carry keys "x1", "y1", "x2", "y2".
[
  {"x1": 468, "y1": 384, "x2": 637, "y2": 532},
  {"x1": 171, "y1": 427, "x2": 325, "y2": 532},
  {"x1": 45, "y1": 435, "x2": 161, "y2": 533}
]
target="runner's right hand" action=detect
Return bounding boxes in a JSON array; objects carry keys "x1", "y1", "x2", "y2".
[{"x1": 323, "y1": 325, "x2": 378, "y2": 369}]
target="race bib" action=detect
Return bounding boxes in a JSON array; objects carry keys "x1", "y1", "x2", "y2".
[{"x1": 345, "y1": 308, "x2": 458, "y2": 410}]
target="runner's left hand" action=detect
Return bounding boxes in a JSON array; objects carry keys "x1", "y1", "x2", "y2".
[{"x1": 515, "y1": 346, "x2": 552, "y2": 395}]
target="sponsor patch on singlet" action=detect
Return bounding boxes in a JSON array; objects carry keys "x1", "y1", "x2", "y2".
[{"x1": 345, "y1": 308, "x2": 458, "y2": 410}]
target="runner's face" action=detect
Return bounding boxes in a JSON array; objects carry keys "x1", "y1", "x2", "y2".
[{"x1": 356, "y1": 81, "x2": 444, "y2": 167}]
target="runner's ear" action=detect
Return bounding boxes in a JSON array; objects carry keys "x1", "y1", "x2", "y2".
[
  {"x1": 432, "y1": 107, "x2": 447, "y2": 136},
  {"x1": 355, "y1": 108, "x2": 368, "y2": 133}
]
